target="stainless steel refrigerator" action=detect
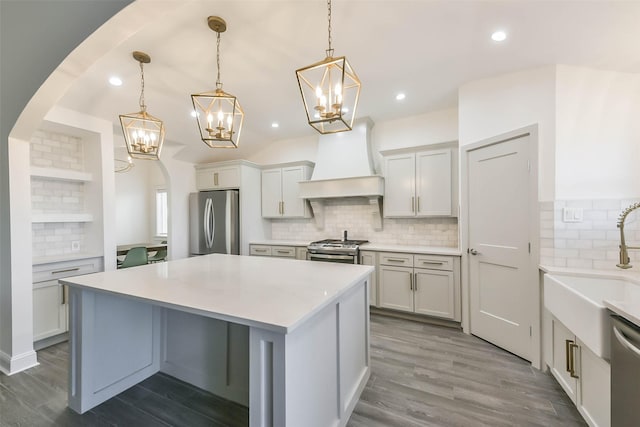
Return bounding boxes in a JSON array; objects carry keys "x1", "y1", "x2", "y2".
[{"x1": 189, "y1": 190, "x2": 239, "y2": 256}]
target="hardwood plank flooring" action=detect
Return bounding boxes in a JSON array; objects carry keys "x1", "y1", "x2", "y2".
[{"x1": 0, "y1": 314, "x2": 585, "y2": 426}]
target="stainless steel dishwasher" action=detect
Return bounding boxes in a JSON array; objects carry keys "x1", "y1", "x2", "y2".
[{"x1": 611, "y1": 314, "x2": 640, "y2": 427}]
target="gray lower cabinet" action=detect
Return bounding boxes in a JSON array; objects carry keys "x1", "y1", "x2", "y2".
[
  {"x1": 359, "y1": 250, "x2": 377, "y2": 306},
  {"x1": 249, "y1": 244, "x2": 307, "y2": 260},
  {"x1": 33, "y1": 257, "x2": 102, "y2": 348},
  {"x1": 378, "y1": 252, "x2": 460, "y2": 321}
]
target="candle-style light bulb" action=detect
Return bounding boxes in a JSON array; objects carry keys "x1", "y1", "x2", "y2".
[
  {"x1": 315, "y1": 86, "x2": 323, "y2": 107},
  {"x1": 217, "y1": 110, "x2": 224, "y2": 128},
  {"x1": 207, "y1": 114, "x2": 213, "y2": 129},
  {"x1": 227, "y1": 115, "x2": 233, "y2": 131},
  {"x1": 335, "y1": 83, "x2": 342, "y2": 105}
]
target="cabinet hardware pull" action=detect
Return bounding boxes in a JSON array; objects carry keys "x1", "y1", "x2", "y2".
[
  {"x1": 414, "y1": 273, "x2": 418, "y2": 291},
  {"x1": 417, "y1": 196, "x2": 420, "y2": 212},
  {"x1": 61, "y1": 285, "x2": 68, "y2": 305},
  {"x1": 411, "y1": 196, "x2": 415, "y2": 213},
  {"x1": 281, "y1": 201, "x2": 284, "y2": 215},
  {"x1": 387, "y1": 258, "x2": 406, "y2": 263},
  {"x1": 214, "y1": 172, "x2": 219, "y2": 186},
  {"x1": 51, "y1": 267, "x2": 80, "y2": 275},
  {"x1": 409, "y1": 273, "x2": 413, "y2": 291},
  {"x1": 569, "y1": 342, "x2": 580, "y2": 378},
  {"x1": 255, "y1": 249, "x2": 267, "y2": 253},
  {"x1": 565, "y1": 339, "x2": 573, "y2": 373},
  {"x1": 422, "y1": 261, "x2": 444, "y2": 265},
  {"x1": 276, "y1": 250, "x2": 289, "y2": 254}
]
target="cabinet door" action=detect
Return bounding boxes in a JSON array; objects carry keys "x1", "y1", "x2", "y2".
[
  {"x1": 383, "y1": 154, "x2": 416, "y2": 217},
  {"x1": 261, "y1": 169, "x2": 283, "y2": 218},
  {"x1": 359, "y1": 251, "x2": 377, "y2": 306},
  {"x1": 415, "y1": 149, "x2": 451, "y2": 216},
  {"x1": 378, "y1": 266, "x2": 413, "y2": 312},
  {"x1": 550, "y1": 317, "x2": 578, "y2": 404},
  {"x1": 295, "y1": 247, "x2": 309, "y2": 260},
  {"x1": 414, "y1": 268, "x2": 455, "y2": 319},
  {"x1": 281, "y1": 166, "x2": 307, "y2": 217},
  {"x1": 578, "y1": 339, "x2": 611, "y2": 427},
  {"x1": 196, "y1": 166, "x2": 240, "y2": 190},
  {"x1": 33, "y1": 280, "x2": 67, "y2": 341}
]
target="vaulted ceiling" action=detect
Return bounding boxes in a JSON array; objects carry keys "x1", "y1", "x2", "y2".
[{"x1": 56, "y1": 0, "x2": 640, "y2": 163}]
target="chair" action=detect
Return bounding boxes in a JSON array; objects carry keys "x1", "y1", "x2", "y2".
[
  {"x1": 117, "y1": 246, "x2": 148, "y2": 269},
  {"x1": 148, "y1": 247, "x2": 167, "y2": 263}
]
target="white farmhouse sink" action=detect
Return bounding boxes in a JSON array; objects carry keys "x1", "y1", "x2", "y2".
[{"x1": 544, "y1": 274, "x2": 632, "y2": 359}]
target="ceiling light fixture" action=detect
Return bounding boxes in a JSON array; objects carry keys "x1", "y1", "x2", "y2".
[
  {"x1": 191, "y1": 16, "x2": 244, "y2": 148},
  {"x1": 271, "y1": 122, "x2": 279, "y2": 128},
  {"x1": 295, "y1": 0, "x2": 361, "y2": 134},
  {"x1": 119, "y1": 51, "x2": 165, "y2": 160},
  {"x1": 109, "y1": 76, "x2": 123, "y2": 86},
  {"x1": 396, "y1": 93, "x2": 406, "y2": 101},
  {"x1": 491, "y1": 30, "x2": 507, "y2": 42}
]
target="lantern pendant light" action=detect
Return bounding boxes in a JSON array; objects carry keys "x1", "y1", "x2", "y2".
[
  {"x1": 296, "y1": 0, "x2": 361, "y2": 134},
  {"x1": 119, "y1": 51, "x2": 165, "y2": 160},
  {"x1": 192, "y1": 16, "x2": 244, "y2": 148}
]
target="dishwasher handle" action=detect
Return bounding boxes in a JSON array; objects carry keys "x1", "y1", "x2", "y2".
[{"x1": 613, "y1": 324, "x2": 640, "y2": 359}]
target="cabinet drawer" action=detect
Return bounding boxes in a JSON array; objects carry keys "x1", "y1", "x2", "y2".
[
  {"x1": 250, "y1": 245, "x2": 272, "y2": 256},
  {"x1": 414, "y1": 255, "x2": 453, "y2": 271},
  {"x1": 379, "y1": 252, "x2": 414, "y2": 267},
  {"x1": 33, "y1": 257, "x2": 102, "y2": 283},
  {"x1": 271, "y1": 246, "x2": 296, "y2": 258}
]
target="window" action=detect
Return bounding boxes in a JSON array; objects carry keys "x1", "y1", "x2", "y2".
[{"x1": 155, "y1": 188, "x2": 168, "y2": 237}]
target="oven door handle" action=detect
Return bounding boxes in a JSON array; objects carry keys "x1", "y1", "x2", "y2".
[{"x1": 309, "y1": 253, "x2": 354, "y2": 261}]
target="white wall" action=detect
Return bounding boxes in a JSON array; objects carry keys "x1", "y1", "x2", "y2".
[
  {"x1": 555, "y1": 65, "x2": 640, "y2": 199},
  {"x1": 247, "y1": 134, "x2": 318, "y2": 165},
  {"x1": 115, "y1": 149, "x2": 153, "y2": 245},
  {"x1": 459, "y1": 66, "x2": 557, "y2": 201}
]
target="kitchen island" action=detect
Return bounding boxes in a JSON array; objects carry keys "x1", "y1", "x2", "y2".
[{"x1": 60, "y1": 254, "x2": 372, "y2": 427}]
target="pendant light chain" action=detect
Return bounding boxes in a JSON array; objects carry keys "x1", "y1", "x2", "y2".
[
  {"x1": 216, "y1": 31, "x2": 222, "y2": 90},
  {"x1": 139, "y1": 61, "x2": 146, "y2": 112},
  {"x1": 326, "y1": 0, "x2": 334, "y2": 57}
]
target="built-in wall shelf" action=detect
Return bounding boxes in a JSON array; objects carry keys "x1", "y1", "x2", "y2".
[
  {"x1": 30, "y1": 167, "x2": 93, "y2": 182},
  {"x1": 32, "y1": 213, "x2": 94, "y2": 223}
]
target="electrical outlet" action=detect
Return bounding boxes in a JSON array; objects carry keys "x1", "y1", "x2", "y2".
[
  {"x1": 562, "y1": 207, "x2": 584, "y2": 223},
  {"x1": 71, "y1": 241, "x2": 80, "y2": 252}
]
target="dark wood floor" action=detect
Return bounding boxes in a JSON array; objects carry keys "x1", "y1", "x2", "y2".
[{"x1": 0, "y1": 314, "x2": 585, "y2": 426}]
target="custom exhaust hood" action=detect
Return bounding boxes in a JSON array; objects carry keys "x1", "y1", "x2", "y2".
[{"x1": 299, "y1": 118, "x2": 384, "y2": 229}]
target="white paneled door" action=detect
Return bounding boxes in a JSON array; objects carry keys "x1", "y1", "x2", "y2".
[{"x1": 467, "y1": 134, "x2": 533, "y2": 361}]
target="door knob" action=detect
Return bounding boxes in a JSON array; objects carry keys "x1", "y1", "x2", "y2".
[{"x1": 469, "y1": 248, "x2": 479, "y2": 255}]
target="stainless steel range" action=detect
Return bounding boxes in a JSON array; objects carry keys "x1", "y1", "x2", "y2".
[{"x1": 307, "y1": 232, "x2": 368, "y2": 264}]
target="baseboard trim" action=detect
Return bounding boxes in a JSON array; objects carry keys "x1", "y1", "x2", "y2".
[
  {"x1": 0, "y1": 349, "x2": 39, "y2": 376},
  {"x1": 371, "y1": 307, "x2": 462, "y2": 330}
]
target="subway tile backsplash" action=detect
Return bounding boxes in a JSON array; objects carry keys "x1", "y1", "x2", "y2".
[
  {"x1": 272, "y1": 198, "x2": 458, "y2": 247},
  {"x1": 30, "y1": 129, "x2": 87, "y2": 259},
  {"x1": 540, "y1": 199, "x2": 640, "y2": 270}
]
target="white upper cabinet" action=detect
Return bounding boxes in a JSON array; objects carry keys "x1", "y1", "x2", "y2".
[
  {"x1": 261, "y1": 162, "x2": 313, "y2": 218},
  {"x1": 382, "y1": 145, "x2": 456, "y2": 218},
  {"x1": 196, "y1": 164, "x2": 240, "y2": 190}
]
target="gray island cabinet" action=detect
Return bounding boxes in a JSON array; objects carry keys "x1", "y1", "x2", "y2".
[{"x1": 61, "y1": 254, "x2": 372, "y2": 427}]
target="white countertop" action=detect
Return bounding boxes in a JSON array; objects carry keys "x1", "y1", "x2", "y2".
[
  {"x1": 249, "y1": 240, "x2": 461, "y2": 256},
  {"x1": 249, "y1": 240, "x2": 310, "y2": 246},
  {"x1": 541, "y1": 265, "x2": 640, "y2": 327},
  {"x1": 61, "y1": 254, "x2": 373, "y2": 334},
  {"x1": 359, "y1": 243, "x2": 461, "y2": 256}
]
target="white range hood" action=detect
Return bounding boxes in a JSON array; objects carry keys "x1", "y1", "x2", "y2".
[{"x1": 298, "y1": 118, "x2": 384, "y2": 229}]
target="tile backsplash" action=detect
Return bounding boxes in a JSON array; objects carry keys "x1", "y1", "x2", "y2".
[
  {"x1": 272, "y1": 198, "x2": 458, "y2": 247},
  {"x1": 540, "y1": 199, "x2": 640, "y2": 270},
  {"x1": 30, "y1": 129, "x2": 87, "y2": 259}
]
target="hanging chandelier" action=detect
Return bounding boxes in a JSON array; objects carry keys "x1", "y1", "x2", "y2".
[
  {"x1": 119, "y1": 51, "x2": 165, "y2": 160},
  {"x1": 192, "y1": 16, "x2": 244, "y2": 148},
  {"x1": 296, "y1": 0, "x2": 361, "y2": 134}
]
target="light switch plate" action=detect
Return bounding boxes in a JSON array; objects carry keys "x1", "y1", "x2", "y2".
[{"x1": 562, "y1": 207, "x2": 584, "y2": 223}]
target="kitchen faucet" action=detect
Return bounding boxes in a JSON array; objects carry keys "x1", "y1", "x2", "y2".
[{"x1": 616, "y1": 202, "x2": 640, "y2": 268}]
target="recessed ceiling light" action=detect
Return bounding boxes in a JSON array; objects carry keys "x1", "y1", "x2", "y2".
[
  {"x1": 109, "y1": 76, "x2": 122, "y2": 86},
  {"x1": 396, "y1": 93, "x2": 406, "y2": 101},
  {"x1": 491, "y1": 30, "x2": 507, "y2": 42},
  {"x1": 271, "y1": 122, "x2": 279, "y2": 128}
]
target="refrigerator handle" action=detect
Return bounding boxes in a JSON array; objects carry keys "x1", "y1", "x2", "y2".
[
  {"x1": 209, "y1": 197, "x2": 216, "y2": 248},
  {"x1": 205, "y1": 198, "x2": 214, "y2": 249}
]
